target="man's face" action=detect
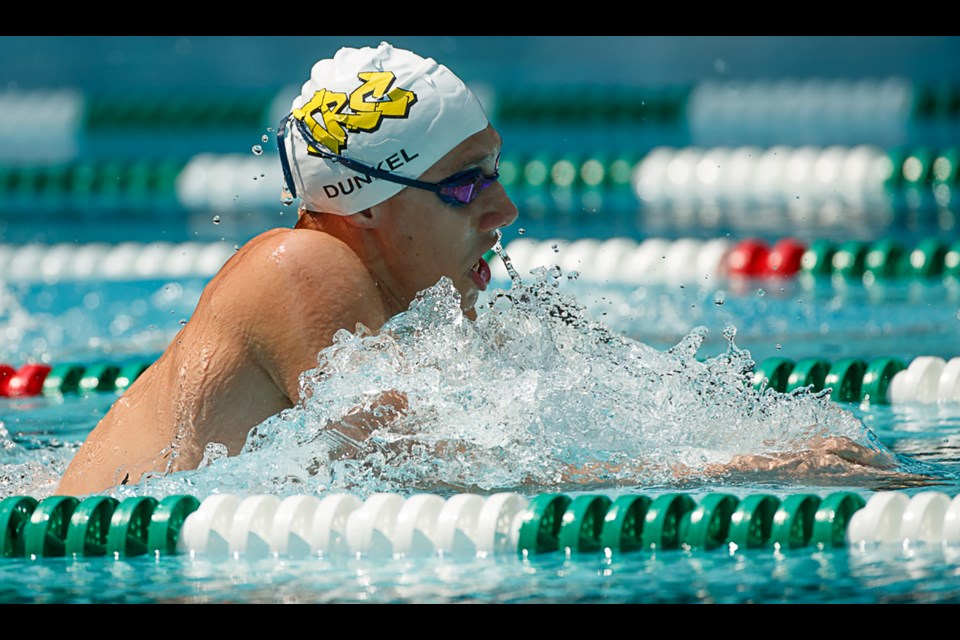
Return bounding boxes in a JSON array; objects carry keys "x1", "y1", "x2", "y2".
[{"x1": 371, "y1": 125, "x2": 519, "y2": 314}]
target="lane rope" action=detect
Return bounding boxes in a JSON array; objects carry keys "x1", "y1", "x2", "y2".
[
  {"x1": 5, "y1": 355, "x2": 958, "y2": 405},
  {"x1": 2, "y1": 490, "x2": 958, "y2": 561}
]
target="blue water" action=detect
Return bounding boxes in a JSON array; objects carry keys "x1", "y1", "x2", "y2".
[
  {"x1": 3, "y1": 35, "x2": 960, "y2": 604},
  {"x1": 3, "y1": 267, "x2": 960, "y2": 603},
  {"x1": 3, "y1": 544, "x2": 960, "y2": 604}
]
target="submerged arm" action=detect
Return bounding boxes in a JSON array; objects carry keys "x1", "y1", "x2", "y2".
[{"x1": 556, "y1": 436, "x2": 930, "y2": 490}]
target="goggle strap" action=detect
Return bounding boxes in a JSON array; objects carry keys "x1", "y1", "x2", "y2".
[{"x1": 276, "y1": 115, "x2": 299, "y2": 200}]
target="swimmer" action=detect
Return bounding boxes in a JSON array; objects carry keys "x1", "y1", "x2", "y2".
[
  {"x1": 57, "y1": 43, "x2": 920, "y2": 496},
  {"x1": 58, "y1": 42, "x2": 518, "y2": 495}
]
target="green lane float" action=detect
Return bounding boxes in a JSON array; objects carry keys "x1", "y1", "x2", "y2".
[
  {"x1": 752, "y1": 357, "x2": 795, "y2": 393},
  {"x1": 148, "y1": 495, "x2": 201, "y2": 556},
  {"x1": 727, "y1": 494, "x2": 780, "y2": 549},
  {"x1": 679, "y1": 493, "x2": 739, "y2": 550},
  {"x1": 786, "y1": 358, "x2": 831, "y2": 393},
  {"x1": 78, "y1": 363, "x2": 121, "y2": 394},
  {"x1": 517, "y1": 493, "x2": 571, "y2": 556},
  {"x1": 115, "y1": 362, "x2": 151, "y2": 392},
  {"x1": 106, "y1": 497, "x2": 158, "y2": 557},
  {"x1": 750, "y1": 355, "x2": 917, "y2": 404},
  {"x1": 811, "y1": 492, "x2": 866, "y2": 549},
  {"x1": 65, "y1": 496, "x2": 119, "y2": 558},
  {"x1": 0, "y1": 497, "x2": 38, "y2": 558},
  {"x1": 824, "y1": 358, "x2": 867, "y2": 402},
  {"x1": 558, "y1": 494, "x2": 611, "y2": 554},
  {"x1": 599, "y1": 494, "x2": 651, "y2": 553},
  {"x1": 42, "y1": 363, "x2": 86, "y2": 395},
  {"x1": 23, "y1": 496, "x2": 80, "y2": 558},
  {"x1": 770, "y1": 494, "x2": 820, "y2": 549},
  {"x1": 860, "y1": 358, "x2": 906, "y2": 405},
  {"x1": 641, "y1": 493, "x2": 697, "y2": 551}
]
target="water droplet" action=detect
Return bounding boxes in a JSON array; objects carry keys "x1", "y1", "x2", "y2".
[
  {"x1": 234, "y1": 244, "x2": 240, "y2": 252},
  {"x1": 252, "y1": 144, "x2": 263, "y2": 156},
  {"x1": 281, "y1": 187, "x2": 295, "y2": 206},
  {"x1": 775, "y1": 343, "x2": 782, "y2": 350},
  {"x1": 567, "y1": 270, "x2": 580, "y2": 281},
  {"x1": 722, "y1": 324, "x2": 737, "y2": 342},
  {"x1": 518, "y1": 228, "x2": 526, "y2": 235},
  {"x1": 212, "y1": 215, "x2": 221, "y2": 225},
  {"x1": 180, "y1": 319, "x2": 187, "y2": 326},
  {"x1": 261, "y1": 134, "x2": 269, "y2": 143},
  {"x1": 551, "y1": 243, "x2": 559, "y2": 253},
  {"x1": 714, "y1": 291, "x2": 726, "y2": 306},
  {"x1": 493, "y1": 229, "x2": 523, "y2": 286},
  {"x1": 756, "y1": 288, "x2": 765, "y2": 297}
]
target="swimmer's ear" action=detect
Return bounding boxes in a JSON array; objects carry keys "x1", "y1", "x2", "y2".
[{"x1": 342, "y1": 208, "x2": 380, "y2": 229}]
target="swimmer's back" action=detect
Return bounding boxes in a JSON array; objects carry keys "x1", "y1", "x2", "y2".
[{"x1": 58, "y1": 227, "x2": 388, "y2": 495}]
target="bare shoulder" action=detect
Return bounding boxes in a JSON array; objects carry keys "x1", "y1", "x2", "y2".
[
  {"x1": 216, "y1": 228, "x2": 379, "y2": 311},
  {"x1": 204, "y1": 228, "x2": 386, "y2": 399}
]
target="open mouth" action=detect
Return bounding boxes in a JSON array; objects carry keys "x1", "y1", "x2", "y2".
[{"x1": 469, "y1": 256, "x2": 492, "y2": 291}]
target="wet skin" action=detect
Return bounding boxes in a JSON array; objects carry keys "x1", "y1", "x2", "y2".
[{"x1": 57, "y1": 125, "x2": 518, "y2": 495}]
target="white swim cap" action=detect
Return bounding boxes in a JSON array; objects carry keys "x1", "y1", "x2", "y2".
[{"x1": 279, "y1": 41, "x2": 489, "y2": 215}]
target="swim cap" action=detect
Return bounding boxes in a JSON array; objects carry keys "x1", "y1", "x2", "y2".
[{"x1": 281, "y1": 41, "x2": 489, "y2": 215}]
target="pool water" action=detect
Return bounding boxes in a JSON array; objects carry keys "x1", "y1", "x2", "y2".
[{"x1": 2, "y1": 262, "x2": 960, "y2": 603}]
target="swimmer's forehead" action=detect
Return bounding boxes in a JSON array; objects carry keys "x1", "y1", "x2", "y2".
[{"x1": 443, "y1": 129, "x2": 503, "y2": 174}]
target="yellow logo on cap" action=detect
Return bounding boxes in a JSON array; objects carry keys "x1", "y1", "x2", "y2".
[{"x1": 294, "y1": 71, "x2": 418, "y2": 155}]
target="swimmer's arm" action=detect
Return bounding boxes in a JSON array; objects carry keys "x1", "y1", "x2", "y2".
[
  {"x1": 244, "y1": 233, "x2": 388, "y2": 406},
  {"x1": 318, "y1": 390, "x2": 410, "y2": 459},
  {"x1": 698, "y1": 436, "x2": 899, "y2": 478},
  {"x1": 556, "y1": 436, "x2": 910, "y2": 487}
]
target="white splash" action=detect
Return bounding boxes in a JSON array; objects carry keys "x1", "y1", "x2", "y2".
[{"x1": 120, "y1": 265, "x2": 880, "y2": 500}]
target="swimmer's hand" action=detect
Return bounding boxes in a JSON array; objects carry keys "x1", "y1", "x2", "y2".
[
  {"x1": 320, "y1": 390, "x2": 408, "y2": 460},
  {"x1": 549, "y1": 436, "x2": 936, "y2": 491},
  {"x1": 692, "y1": 436, "x2": 936, "y2": 488},
  {"x1": 703, "y1": 436, "x2": 894, "y2": 475},
  {"x1": 552, "y1": 437, "x2": 897, "y2": 486}
]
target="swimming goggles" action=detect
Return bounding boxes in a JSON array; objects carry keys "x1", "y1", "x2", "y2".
[{"x1": 276, "y1": 114, "x2": 500, "y2": 207}]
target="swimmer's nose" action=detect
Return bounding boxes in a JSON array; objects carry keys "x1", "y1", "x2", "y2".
[{"x1": 477, "y1": 183, "x2": 519, "y2": 232}]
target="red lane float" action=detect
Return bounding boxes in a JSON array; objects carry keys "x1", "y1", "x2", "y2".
[
  {"x1": 726, "y1": 238, "x2": 808, "y2": 278},
  {"x1": 765, "y1": 237, "x2": 806, "y2": 277},
  {"x1": 0, "y1": 364, "x2": 52, "y2": 397},
  {"x1": 726, "y1": 239, "x2": 770, "y2": 277},
  {"x1": 0, "y1": 365, "x2": 15, "y2": 396}
]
